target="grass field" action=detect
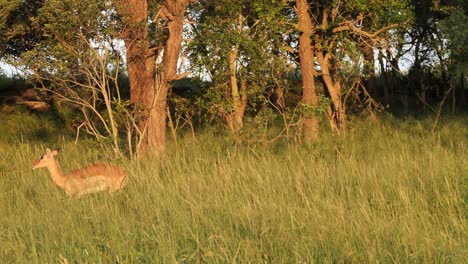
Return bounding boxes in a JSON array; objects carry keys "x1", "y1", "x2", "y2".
[{"x1": 0, "y1": 113, "x2": 466, "y2": 263}]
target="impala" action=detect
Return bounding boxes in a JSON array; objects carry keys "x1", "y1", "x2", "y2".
[{"x1": 33, "y1": 148, "x2": 128, "y2": 197}]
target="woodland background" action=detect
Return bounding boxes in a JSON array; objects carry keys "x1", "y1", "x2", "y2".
[
  {"x1": 0, "y1": 0, "x2": 466, "y2": 155},
  {"x1": 0, "y1": 0, "x2": 466, "y2": 262}
]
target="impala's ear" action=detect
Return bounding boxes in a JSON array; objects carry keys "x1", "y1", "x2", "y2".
[{"x1": 45, "y1": 148, "x2": 58, "y2": 156}]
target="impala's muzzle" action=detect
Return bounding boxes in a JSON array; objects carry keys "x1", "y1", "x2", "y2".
[{"x1": 32, "y1": 159, "x2": 41, "y2": 170}]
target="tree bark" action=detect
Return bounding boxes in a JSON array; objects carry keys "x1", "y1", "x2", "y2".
[
  {"x1": 226, "y1": 47, "x2": 248, "y2": 133},
  {"x1": 117, "y1": 0, "x2": 190, "y2": 157},
  {"x1": 458, "y1": 74, "x2": 466, "y2": 109},
  {"x1": 378, "y1": 51, "x2": 391, "y2": 106},
  {"x1": 363, "y1": 43, "x2": 377, "y2": 99},
  {"x1": 150, "y1": 0, "x2": 189, "y2": 156},
  {"x1": 118, "y1": 0, "x2": 157, "y2": 154},
  {"x1": 296, "y1": 0, "x2": 319, "y2": 141},
  {"x1": 316, "y1": 50, "x2": 345, "y2": 130}
]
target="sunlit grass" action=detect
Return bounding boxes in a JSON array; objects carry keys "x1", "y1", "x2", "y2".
[{"x1": 0, "y1": 113, "x2": 466, "y2": 262}]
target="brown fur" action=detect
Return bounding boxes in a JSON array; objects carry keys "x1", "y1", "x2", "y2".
[
  {"x1": 33, "y1": 148, "x2": 128, "y2": 196},
  {"x1": 68, "y1": 163, "x2": 127, "y2": 179}
]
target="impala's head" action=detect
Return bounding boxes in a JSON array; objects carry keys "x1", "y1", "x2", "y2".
[{"x1": 33, "y1": 148, "x2": 59, "y2": 169}]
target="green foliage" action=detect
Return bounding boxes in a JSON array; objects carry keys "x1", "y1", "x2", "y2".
[
  {"x1": 0, "y1": 0, "x2": 44, "y2": 57},
  {"x1": 0, "y1": 114, "x2": 466, "y2": 262},
  {"x1": 438, "y1": 8, "x2": 468, "y2": 75},
  {"x1": 0, "y1": 0, "x2": 466, "y2": 144},
  {"x1": 5, "y1": 0, "x2": 132, "y2": 153},
  {"x1": 22, "y1": 0, "x2": 116, "y2": 73},
  {"x1": 300, "y1": 95, "x2": 331, "y2": 118},
  {"x1": 187, "y1": 0, "x2": 292, "y2": 121}
]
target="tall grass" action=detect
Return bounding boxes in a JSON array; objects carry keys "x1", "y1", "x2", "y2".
[{"x1": 0, "y1": 113, "x2": 466, "y2": 263}]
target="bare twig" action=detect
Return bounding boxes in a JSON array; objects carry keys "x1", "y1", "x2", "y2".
[{"x1": 432, "y1": 86, "x2": 454, "y2": 133}]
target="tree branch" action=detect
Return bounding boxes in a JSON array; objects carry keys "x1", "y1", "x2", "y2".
[{"x1": 332, "y1": 22, "x2": 399, "y2": 39}]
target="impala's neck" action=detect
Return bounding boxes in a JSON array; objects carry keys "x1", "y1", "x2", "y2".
[{"x1": 45, "y1": 160, "x2": 67, "y2": 190}]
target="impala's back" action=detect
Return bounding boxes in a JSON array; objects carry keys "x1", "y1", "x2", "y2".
[{"x1": 66, "y1": 163, "x2": 128, "y2": 196}]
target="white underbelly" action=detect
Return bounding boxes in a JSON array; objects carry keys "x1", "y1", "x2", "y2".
[{"x1": 67, "y1": 176, "x2": 111, "y2": 196}]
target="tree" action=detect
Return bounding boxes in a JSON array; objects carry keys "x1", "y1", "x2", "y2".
[
  {"x1": 439, "y1": 3, "x2": 468, "y2": 110},
  {"x1": 17, "y1": 0, "x2": 127, "y2": 154},
  {"x1": 0, "y1": 0, "x2": 45, "y2": 58},
  {"x1": 188, "y1": 0, "x2": 291, "y2": 136},
  {"x1": 3, "y1": 0, "x2": 194, "y2": 156},
  {"x1": 116, "y1": 0, "x2": 194, "y2": 157},
  {"x1": 361, "y1": 0, "x2": 412, "y2": 105},
  {"x1": 295, "y1": 0, "x2": 319, "y2": 140},
  {"x1": 293, "y1": 0, "x2": 411, "y2": 132},
  {"x1": 396, "y1": 0, "x2": 467, "y2": 113}
]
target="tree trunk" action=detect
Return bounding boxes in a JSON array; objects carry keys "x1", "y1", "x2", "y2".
[
  {"x1": 458, "y1": 74, "x2": 466, "y2": 109},
  {"x1": 149, "y1": 0, "x2": 189, "y2": 157},
  {"x1": 316, "y1": 51, "x2": 345, "y2": 131},
  {"x1": 363, "y1": 43, "x2": 377, "y2": 99},
  {"x1": 296, "y1": 0, "x2": 319, "y2": 141},
  {"x1": 414, "y1": 35, "x2": 427, "y2": 112},
  {"x1": 126, "y1": 39, "x2": 158, "y2": 154},
  {"x1": 118, "y1": 0, "x2": 189, "y2": 157},
  {"x1": 118, "y1": 0, "x2": 157, "y2": 154},
  {"x1": 227, "y1": 46, "x2": 244, "y2": 133},
  {"x1": 226, "y1": 14, "x2": 248, "y2": 135},
  {"x1": 378, "y1": 51, "x2": 390, "y2": 106},
  {"x1": 227, "y1": 49, "x2": 237, "y2": 133}
]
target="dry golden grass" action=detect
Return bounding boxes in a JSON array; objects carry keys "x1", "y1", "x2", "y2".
[{"x1": 0, "y1": 113, "x2": 466, "y2": 262}]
